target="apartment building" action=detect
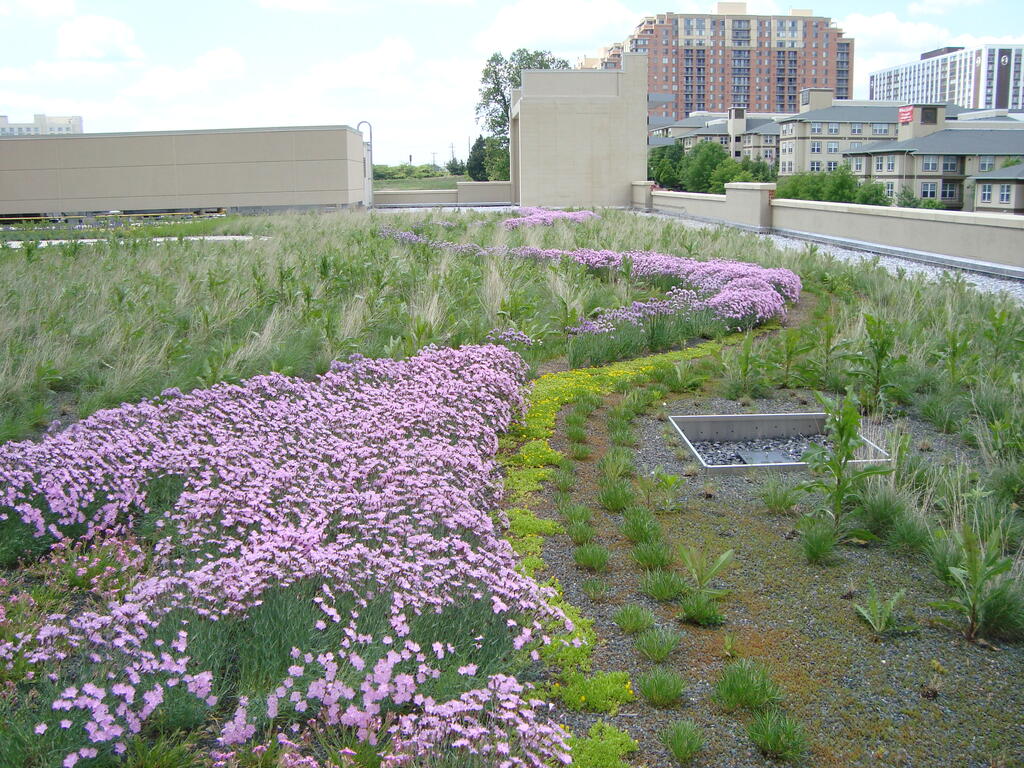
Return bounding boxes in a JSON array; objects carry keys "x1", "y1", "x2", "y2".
[
  {"x1": 650, "y1": 108, "x2": 784, "y2": 162},
  {"x1": 0, "y1": 114, "x2": 83, "y2": 136},
  {"x1": 775, "y1": 89, "x2": 906, "y2": 175},
  {"x1": 844, "y1": 103, "x2": 1024, "y2": 209},
  {"x1": 870, "y1": 45, "x2": 1024, "y2": 110},
  {"x1": 595, "y1": 2, "x2": 852, "y2": 126},
  {"x1": 972, "y1": 162, "x2": 1024, "y2": 214}
]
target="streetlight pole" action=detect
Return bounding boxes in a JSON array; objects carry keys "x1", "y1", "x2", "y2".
[{"x1": 356, "y1": 120, "x2": 373, "y2": 208}]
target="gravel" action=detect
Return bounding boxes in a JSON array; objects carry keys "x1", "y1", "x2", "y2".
[
  {"x1": 690, "y1": 436, "x2": 826, "y2": 466},
  {"x1": 534, "y1": 388, "x2": 1024, "y2": 768}
]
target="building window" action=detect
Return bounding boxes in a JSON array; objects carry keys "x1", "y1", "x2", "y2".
[
  {"x1": 810, "y1": 121, "x2": 822, "y2": 134},
  {"x1": 810, "y1": 161, "x2": 822, "y2": 172},
  {"x1": 942, "y1": 155, "x2": 960, "y2": 173},
  {"x1": 853, "y1": 157, "x2": 864, "y2": 172},
  {"x1": 826, "y1": 141, "x2": 839, "y2": 154},
  {"x1": 874, "y1": 156, "x2": 884, "y2": 172},
  {"x1": 827, "y1": 161, "x2": 838, "y2": 171},
  {"x1": 871, "y1": 123, "x2": 890, "y2": 135},
  {"x1": 886, "y1": 155, "x2": 895, "y2": 172},
  {"x1": 850, "y1": 122, "x2": 863, "y2": 134},
  {"x1": 1000, "y1": 184, "x2": 1012, "y2": 203},
  {"x1": 922, "y1": 155, "x2": 938, "y2": 172},
  {"x1": 921, "y1": 182, "x2": 937, "y2": 198},
  {"x1": 981, "y1": 183, "x2": 992, "y2": 202},
  {"x1": 885, "y1": 181, "x2": 895, "y2": 197},
  {"x1": 828, "y1": 122, "x2": 839, "y2": 134},
  {"x1": 810, "y1": 141, "x2": 822, "y2": 153},
  {"x1": 979, "y1": 155, "x2": 995, "y2": 171},
  {"x1": 850, "y1": 141, "x2": 861, "y2": 149},
  {"x1": 941, "y1": 182, "x2": 959, "y2": 200}
]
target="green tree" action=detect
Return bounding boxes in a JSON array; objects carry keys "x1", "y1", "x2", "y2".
[
  {"x1": 683, "y1": 141, "x2": 729, "y2": 192},
  {"x1": 483, "y1": 136, "x2": 511, "y2": 181},
  {"x1": 708, "y1": 159, "x2": 755, "y2": 193},
  {"x1": 894, "y1": 185, "x2": 920, "y2": 208},
  {"x1": 854, "y1": 182, "x2": 890, "y2": 206},
  {"x1": 476, "y1": 49, "x2": 570, "y2": 139},
  {"x1": 445, "y1": 157, "x2": 466, "y2": 176},
  {"x1": 466, "y1": 136, "x2": 488, "y2": 181},
  {"x1": 1000, "y1": 156, "x2": 1023, "y2": 168},
  {"x1": 822, "y1": 164, "x2": 858, "y2": 202}
]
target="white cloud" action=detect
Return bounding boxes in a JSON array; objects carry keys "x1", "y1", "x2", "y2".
[
  {"x1": 906, "y1": 0, "x2": 981, "y2": 16},
  {"x1": 839, "y1": 12, "x2": 951, "y2": 97},
  {"x1": 120, "y1": 48, "x2": 246, "y2": 100},
  {"x1": 0, "y1": 0, "x2": 75, "y2": 17},
  {"x1": 254, "y1": 0, "x2": 343, "y2": 10},
  {"x1": 56, "y1": 15, "x2": 143, "y2": 60},
  {"x1": 474, "y1": 0, "x2": 639, "y2": 55}
]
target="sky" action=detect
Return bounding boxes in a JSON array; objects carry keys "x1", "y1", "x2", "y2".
[{"x1": 1, "y1": 0, "x2": 1022, "y2": 165}]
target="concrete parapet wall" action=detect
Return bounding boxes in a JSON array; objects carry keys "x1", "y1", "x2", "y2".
[
  {"x1": 374, "y1": 189, "x2": 459, "y2": 206},
  {"x1": 647, "y1": 182, "x2": 1024, "y2": 271},
  {"x1": 771, "y1": 199, "x2": 1024, "y2": 268},
  {"x1": 456, "y1": 181, "x2": 513, "y2": 204},
  {"x1": 0, "y1": 126, "x2": 366, "y2": 216},
  {"x1": 372, "y1": 182, "x2": 513, "y2": 207}
]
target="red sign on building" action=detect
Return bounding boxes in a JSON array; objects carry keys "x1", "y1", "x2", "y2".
[{"x1": 898, "y1": 105, "x2": 915, "y2": 124}]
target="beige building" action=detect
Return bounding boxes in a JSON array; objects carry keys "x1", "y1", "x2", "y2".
[
  {"x1": 776, "y1": 89, "x2": 904, "y2": 175},
  {"x1": 0, "y1": 114, "x2": 83, "y2": 137},
  {"x1": 510, "y1": 53, "x2": 648, "y2": 208},
  {"x1": 844, "y1": 103, "x2": 1024, "y2": 209},
  {"x1": 971, "y1": 162, "x2": 1024, "y2": 214},
  {"x1": 651, "y1": 108, "x2": 783, "y2": 163},
  {"x1": 0, "y1": 125, "x2": 367, "y2": 217}
]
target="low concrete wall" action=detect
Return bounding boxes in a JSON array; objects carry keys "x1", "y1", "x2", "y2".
[
  {"x1": 771, "y1": 199, "x2": 1024, "y2": 269},
  {"x1": 373, "y1": 181, "x2": 512, "y2": 207},
  {"x1": 374, "y1": 189, "x2": 458, "y2": 206},
  {"x1": 0, "y1": 125, "x2": 366, "y2": 216},
  {"x1": 646, "y1": 181, "x2": 1024, "y2": 272},
  {"x1": 457, "y1": 181, "x2": 513, "y2": 204}
]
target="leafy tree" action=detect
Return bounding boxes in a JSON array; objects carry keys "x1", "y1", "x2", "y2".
[
  {"x1": 1000, "y1": 156, "x2": 1023, "y2": 168},
  {"x1": 445, "y1": 157, "x2": 466, "y2": 176},
  {"x1": 682, "y1": 141, "x2": 729, "y2": 192},
  {"x1": 483, "y1": 136, "x2": 511, "y2": 181},
  {"x1": 822, "y1": 164, "x2": 858, "y2": 202},
  {"x1": 854, "y1": 182, "x2": 890, "y2": 206},
  {"x1": 709, "y1": 159, "x2": 755, "y2": 193},
  {"x1": 894, "y1": 185, "x2": 920, "y2": 208},
  {"x1": 476, "y1": 49, "x2": 570, "y2": 139},
  {"x1": 466, "y1": 136, "x2": 488, "y2": 181},
  {"x1": 920, "y1": 198, "x2": 945, "y2": 209}
]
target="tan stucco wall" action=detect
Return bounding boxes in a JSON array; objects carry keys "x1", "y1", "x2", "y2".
[
  {"x1": 770, "y1": 199, "x2": 1024, "y2": 267},
  {"x1": 0, "y1": 125, "x2": 365, "y2": 216},
  {"x1": 651, "y1": 183, "x2": 774, "y2": 230},
  {"x1": 512, "y1": 53, "x2": 648, "y2": 209},
  {"x1": 372, "y1": 182, "x2": 512, "y2": 207},
  {"x1": 647, "y1": 182, "x2": 1024, "y2": 268}
]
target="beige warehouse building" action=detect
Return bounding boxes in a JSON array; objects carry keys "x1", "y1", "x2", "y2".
[{"x1": 0, "y1": 124, "x2": 367, "y2": 217}]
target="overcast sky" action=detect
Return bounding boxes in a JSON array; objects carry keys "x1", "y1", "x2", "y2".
[{"x1": 1, "y1": 0, "x2": 1022, "y2": 164}]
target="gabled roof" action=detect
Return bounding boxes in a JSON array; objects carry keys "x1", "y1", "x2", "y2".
[
  {"x1": 692, "y1": 123, "x2": 728, "y2": 136},
  {"x1": 780, "y1": 102, "x2": 971, "y2": 124},
  {"x1": 745, "y1": 119, "x2": 780, "y2": 135},
  {"x1": 844, "y1": 129, "x2": 1024, "y2": 156},
  {"x1": 972, "y1": 162, "x2": 1024, "y2": 181}
]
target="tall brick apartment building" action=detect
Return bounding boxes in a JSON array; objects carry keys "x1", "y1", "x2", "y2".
[{"x1": 594, "y1": 2, "x2": 853, "y2": 127}]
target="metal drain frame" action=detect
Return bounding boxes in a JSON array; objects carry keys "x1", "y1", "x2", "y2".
[{"x1": 669, "y1": 412, "x2": 891, "y2": 475}]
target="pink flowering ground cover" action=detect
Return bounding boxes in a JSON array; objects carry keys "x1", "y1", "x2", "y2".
[
  {"x1": 502, "y1": 208, "x2": 600, "y2": 229},
  {"x1": 378, "y1": 222, "x2": 801, "y2": 367},
  {"x1": 0, "y1": 345, "x2": 572, "y2": 767}
]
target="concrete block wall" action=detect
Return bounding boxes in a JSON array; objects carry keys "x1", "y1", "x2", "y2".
[
  {"x1": 0, "y1": 125, "x2": 366, "y2": 216},
  {"x1": 646, "y1": 182, "x2": 1024, "y2": 271}
]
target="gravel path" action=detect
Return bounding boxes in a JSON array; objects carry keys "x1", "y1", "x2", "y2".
[{"x1": 534, "y1": 388, "x2": 1024, "y2": 768}]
